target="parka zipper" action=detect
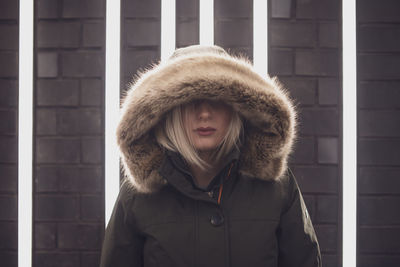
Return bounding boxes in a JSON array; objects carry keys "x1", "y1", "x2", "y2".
[
  {"x1": 217, "y1": 162, "x2": 234, "y2": 205},
  {"x1": 223, "y1": 209, "x2": 231, "y2": 267},
  {"x1": 194, "y1": 200, "x2": 199, "y2": 267},
  {"x1": 218, "y1": 162, "x2": 234, "y2": 267}
]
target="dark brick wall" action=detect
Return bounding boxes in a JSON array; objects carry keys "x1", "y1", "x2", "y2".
[
  {"x1": 176, "y1": 0, "x2": 198, "y2": 48},
  {"x1": 269, "y1": 1, "x2": 341, "y2": 266},
  {"x1": 122, "y1": 0, "x2": 161, "y2": 89},
  {"x1": 34, "y1": 0, "x2": 105, "y2": 267},
  {"x1": 357, "y1": 0, "x2": 400, "y2": 266},
  {"x1": 215, "y1": 0, "x2": 253, "y2": 58},
  {"x1": 0, "y1": 0, "x2": 19, "y2": 266}
]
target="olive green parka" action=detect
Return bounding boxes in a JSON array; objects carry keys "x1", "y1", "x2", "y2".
[{"x1": 100, "y1": 45, "x2": 321, "y2": 267}]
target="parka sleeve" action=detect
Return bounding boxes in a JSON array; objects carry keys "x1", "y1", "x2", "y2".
[
  {"x1": 277, "y1": 169, "x2": 322, "y2": 267},
  {"x1": 100, "y1": 182, "x2": 144, "y2": 267}
]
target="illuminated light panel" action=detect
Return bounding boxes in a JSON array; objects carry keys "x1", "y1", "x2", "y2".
[
  {"x1": 342, "y1": 0, "x2": 357, "y2": 266},
  {"x1": 253, "y1": 0, "x2": 268, "y2": 76},
  {"x1": 105, "y1": 0, "x2": 121, "y2": 226},
  {"x1": 161, "y1": 0, "x2": 176, "y2": 61},
  {"x1": 18, "y1": 0, "x2": 34, "y2": 266},
  {"x1": 200, "y1": 0, "x2": 214, "y2": 45}
]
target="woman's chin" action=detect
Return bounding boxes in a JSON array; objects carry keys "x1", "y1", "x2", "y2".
[{"x1": 195, "y1": 147, "x2": 220, "y2": 159}]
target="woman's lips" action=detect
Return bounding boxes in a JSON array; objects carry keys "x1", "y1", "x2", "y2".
[{"x1": 196, "y1": 127, "x2": 216, "y2": 136}]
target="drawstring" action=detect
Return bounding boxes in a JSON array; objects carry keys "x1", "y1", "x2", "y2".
[
  {"x1": 217, "y1": 162, "x2": 234, "y2": 205},
  {"x1": 217, "y1": 183, "x2": 224, "y2": 205}
]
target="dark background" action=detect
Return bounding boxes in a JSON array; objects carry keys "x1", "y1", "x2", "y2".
[{"x1": 0, "y1": 0, "x2": 399, "y2": 266}]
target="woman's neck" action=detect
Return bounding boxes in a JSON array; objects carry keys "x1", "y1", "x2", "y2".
[{"x1": 189, "y1": 152, "x2": 221, "y2": 188}]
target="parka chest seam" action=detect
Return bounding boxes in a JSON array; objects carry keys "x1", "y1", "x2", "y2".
[{"x1": 221, "y1": 206, "x2": 230, "y2": 267}]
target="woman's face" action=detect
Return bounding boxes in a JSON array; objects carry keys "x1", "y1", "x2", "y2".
[{"x1": 183, "y1": 100, "x2": 232, "y2": 152}]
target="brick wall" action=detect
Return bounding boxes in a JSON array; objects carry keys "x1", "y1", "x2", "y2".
[
  {"x1": 268, "y1": 1, "x2": 341, "y2": 267},
  {"x1": 34, "y1": 0, "x2": 105, "y2": 266},
  {"x1": 0, "y1": 0, "x2": 19, "y2": 266},
  {"x1": 357, "y1": 0, "x2": 400, "y2": 266},
  {"x1": 176, "y1": 0, "x2": 199, "y2": 48},
  {"x1": 215, "y1": 0, "x2": 253, "y2": 58},
  {"x1": 122, "y1": 0, "x2": 160, "y2": 89}
]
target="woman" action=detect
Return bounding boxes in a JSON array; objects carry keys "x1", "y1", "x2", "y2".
[{"x1": 100, "y1": 45, "x2": 321, "y2": 267}]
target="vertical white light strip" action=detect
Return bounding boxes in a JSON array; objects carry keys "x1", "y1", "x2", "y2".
[
  {"x1": 161, "y1": 0, "x2": 176, "y2": 61},
  {"x1": 105, "y1": 0, "x2": 121, "y2": 226},
  {"x1": 342, "y1": 0, "x2": 357, "y2": 266},
  {"x1": 18, "y1": 0, "x2": 33, "y2": 266},
  {"x1": 200, "y1": 0, "x2": 214, "y2": 45},
  {"x1": 253, "y1": 0, "x2": 268, "y2": 76}
]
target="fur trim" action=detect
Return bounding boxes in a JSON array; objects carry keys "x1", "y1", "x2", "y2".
[{"x1": 117, "y1": 45, "x2": 297, "y2": 193}]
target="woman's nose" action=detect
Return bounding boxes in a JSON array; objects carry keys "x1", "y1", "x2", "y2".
[{"x1": 197, "y1": 101, "x2": 212, "y2": 120}]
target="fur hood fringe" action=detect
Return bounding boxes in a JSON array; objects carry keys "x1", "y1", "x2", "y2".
[{"x1": 117, "y1": 45, "x2": 297, "y2": 193}]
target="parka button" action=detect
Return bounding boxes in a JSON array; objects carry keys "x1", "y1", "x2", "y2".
[{"x1": 210, "y1": 213, "x2": 224, "y2": 226}]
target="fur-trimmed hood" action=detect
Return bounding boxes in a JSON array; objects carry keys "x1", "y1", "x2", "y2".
[{"x1": 117, "y1": 45, "x2": 297, "y2": 193}]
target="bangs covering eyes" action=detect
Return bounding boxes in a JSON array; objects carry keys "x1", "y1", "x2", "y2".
[{"x1": 186, "y1": 99, "x2": 232, "y2": 111}]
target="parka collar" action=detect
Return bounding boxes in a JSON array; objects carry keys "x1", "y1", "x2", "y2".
[
  {"x1": 158, "y1": 149, "x2": 240, "y2": 203},
  {"x1": 165, "y1": 148, "x2": 240, "y2": 190}
]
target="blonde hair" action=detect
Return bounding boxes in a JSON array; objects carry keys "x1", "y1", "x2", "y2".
[{"x1": 155, "y1": 102, "x2": 243, "y2": 169}]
